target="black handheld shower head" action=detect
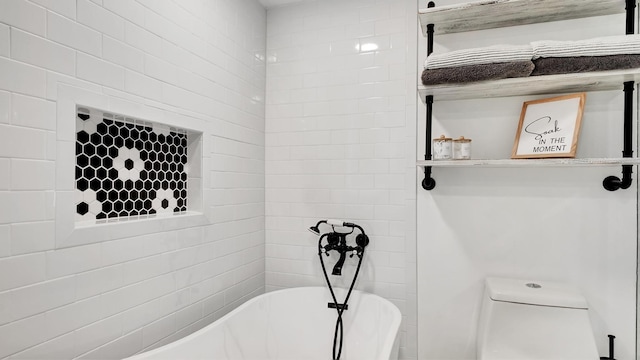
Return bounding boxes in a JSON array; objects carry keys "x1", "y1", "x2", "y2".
[
  {"x1": 308, "y1": 220, "x2": 328, "y2": 236},
  {"x1": 310, "y1": 219, "x2": 368, "y2": 242}
]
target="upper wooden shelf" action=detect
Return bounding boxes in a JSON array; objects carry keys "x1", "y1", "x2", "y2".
[
  {"x1": 416, "y1": 158, "x2": 640, "y2": 168},
  {"x1": 419, "y1": 0, "x2": 627, "y2": 36},
  {"x1": 418, "y1": 68, "x2": 640, "y2": 102}
]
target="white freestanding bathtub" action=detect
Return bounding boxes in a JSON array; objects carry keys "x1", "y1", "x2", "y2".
[{"x1": 125, "y1": 287, "x2": 401, "y2": 360}]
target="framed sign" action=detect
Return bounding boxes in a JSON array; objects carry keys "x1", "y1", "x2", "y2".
[{"x1": 511, "y1": 93, "x2": 586, "y2": 159}]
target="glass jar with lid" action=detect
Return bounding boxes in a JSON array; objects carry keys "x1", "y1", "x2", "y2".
[
  {"x1": 453, "y1": 136, "x2": 472, "y2": 160},
  {"x1": 433, "y1": 135, "x2": 452, "y2": 160}
]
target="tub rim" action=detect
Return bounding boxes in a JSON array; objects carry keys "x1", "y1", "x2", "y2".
[{"x1": 125, "y1": 286, "x2": 402, "y2": 360}]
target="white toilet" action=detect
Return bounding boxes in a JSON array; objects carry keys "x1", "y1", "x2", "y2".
[{"x1": 477, "y1": 277, "x2": 599, "y2": 359}]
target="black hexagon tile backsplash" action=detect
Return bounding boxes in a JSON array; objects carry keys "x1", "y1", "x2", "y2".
[{"x1": 75, "y1": 107, "x2": 188, "y2": 222}]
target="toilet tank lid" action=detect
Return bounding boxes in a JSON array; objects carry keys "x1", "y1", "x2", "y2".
[{"x1": 485, "y1": 278, "x2": 588, "y2": 309}]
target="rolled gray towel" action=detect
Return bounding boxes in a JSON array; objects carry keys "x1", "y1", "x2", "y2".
[
  {"x1": 531, "y1": 54, "x2": 640, "y2": 76},
  {"x1": 425, "y1": 44, "x2": 534, "y2": 69},
  {"x1": 421, "y1": 61, "x2": 535, "y2": 85}
]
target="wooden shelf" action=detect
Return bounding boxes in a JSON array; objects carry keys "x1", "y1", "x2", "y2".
[
  {"x1": 417, "y1": 158, "x2": 640, "y2": 168},
  {"x1": 419, "y1": 0, "x2": 625, "y2": 36},
  {"x1": 418, "y1": 68, "x2": 640, "y2": 102}
]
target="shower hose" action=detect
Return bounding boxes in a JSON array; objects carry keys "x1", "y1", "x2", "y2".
[{"x1": 317, "y1": 232, "x2": 366, "y2": 360}]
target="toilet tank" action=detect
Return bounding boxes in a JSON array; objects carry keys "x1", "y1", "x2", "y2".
[{"x1": 477, "y1": 277, "x2": 599, "y2": 360}]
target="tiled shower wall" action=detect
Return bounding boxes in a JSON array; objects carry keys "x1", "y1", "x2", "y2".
[
  {"x1": 264, "y1": 0, "x2": 418, "y2": 358},
  {"x1": 0, "y1": 0, "x2": 265, "y2": 358}
]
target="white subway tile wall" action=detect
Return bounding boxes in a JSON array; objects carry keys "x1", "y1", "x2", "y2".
[
  {"x1": 265, "y1": 0, "x2": 417, "y2": 358},
  {"x1": 0, "y1": 24, "x2": 10, "y2": 58},
  {"x1": 0, "y1": 0, "x2": 266, "y2": 359}
]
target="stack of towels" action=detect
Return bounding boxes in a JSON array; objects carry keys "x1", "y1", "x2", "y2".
[
  {"x1": 531, "y1": 35, "x2": 640, "y2": 75},
  {"x1": 422, "y1": 44, "x2": 535, "y2": 85},
  {"x1": 422, "y1": 34, "x2": 640, "y2": 85}
]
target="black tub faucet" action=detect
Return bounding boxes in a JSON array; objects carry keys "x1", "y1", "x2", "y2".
[{"x1": 310, "y1": 219, "x2": 370, "y2": 277}]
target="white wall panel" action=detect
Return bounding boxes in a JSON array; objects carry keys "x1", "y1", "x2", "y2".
[{"x1": 416, "y1": 1, "x2": 636, "y2": 359}]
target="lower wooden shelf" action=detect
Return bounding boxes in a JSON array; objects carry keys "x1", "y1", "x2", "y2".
[
  {"x1": 418, "y1": 68, "x2": 640, "y2": 102},
  {"x1": 416, "y1": 158, "x2": 640, "y2": 168}
]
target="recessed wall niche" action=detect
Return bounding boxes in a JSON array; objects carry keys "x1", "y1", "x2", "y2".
[{"x1": 75, "y1": 106, "x2": 199, "y2": 224}]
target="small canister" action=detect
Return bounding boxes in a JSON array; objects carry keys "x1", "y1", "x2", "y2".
[
  {"x1": 453, "y1": 136, "x2": 472, "y2": 160},
  {"x1": 433, "y1": 135, "x2": 452, "y2": 160}
]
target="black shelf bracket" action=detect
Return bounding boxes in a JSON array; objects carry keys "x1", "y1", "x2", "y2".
[
  {"x1": 423, "y1": 95, "x2": 435, "y2": 190},
  {"x1": 625, "y1": 0, "x2": 635, "y2": 35},
  {"x1": 603, "y1": 81, "x2": 635, "y2": 191},
  {"x1": 422, "y1": 1, "x2": 436, "y2": 191},
  {"x1": 603, "y1": 0, "x2": 636, "y2": 191}
]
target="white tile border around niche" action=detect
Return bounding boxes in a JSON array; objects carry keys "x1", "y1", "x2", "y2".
[{"x1": 55, "y1": 85, "x2": 210, "y2": 249}]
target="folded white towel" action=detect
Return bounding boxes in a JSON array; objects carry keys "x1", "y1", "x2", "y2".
[
  {"x1": 424, "y1": 44, "x2": 534, "y2": 69},
  {"x1": 532, "y1": 34, "x2": 640, "y2": 59}
]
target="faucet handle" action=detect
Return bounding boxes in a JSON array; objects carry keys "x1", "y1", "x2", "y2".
[{"x1": 356, "y1": 233, "x2": 369, "y2": 247}]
